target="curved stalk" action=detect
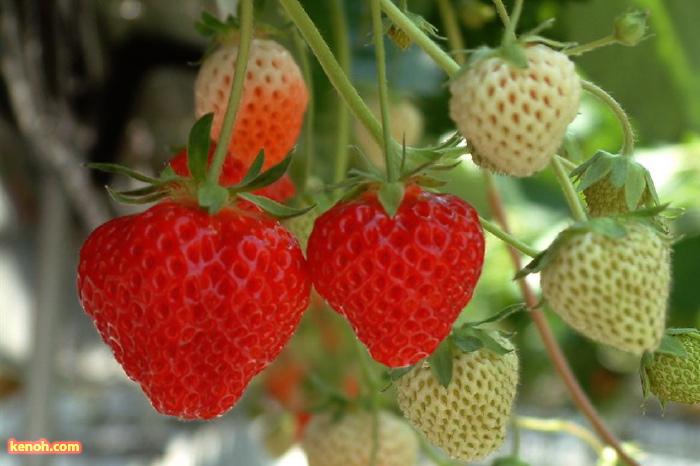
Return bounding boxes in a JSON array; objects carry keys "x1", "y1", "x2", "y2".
[{"x1": 582, "y1": 80, "x2": 636, "y2": 157}]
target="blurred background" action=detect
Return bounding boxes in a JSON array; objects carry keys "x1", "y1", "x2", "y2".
[{"x1": 1, "y1": 0, "x2": 699, "y2": 464}]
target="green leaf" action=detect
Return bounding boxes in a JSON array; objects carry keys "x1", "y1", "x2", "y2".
[
  {"x1": 514, "y1": 249, "x2": 551, "y2": 278},
  {"x1": 625, "y1": 162, "x2": 647, "y2": 210},
  {"x1": 576, "y1": 154, "x2": 616, "y2": 191},
  {"x1": 238, "y1": 153, "x2": 293, "y2": 191},
  {"x1": 114, "y1": 184, "x2": 167, "y2": 198},
  {"x1": 106, "y1": 186, "x2": 167, "y2": 205},
  {"x1": 587, "y1": 218, "x2": 628, "y2": 239},
  {"x1": 643, "y1": 169, "x2": 660, "y2": 204},
  {"x1": 351, "y1": 146, "x2": 384, "y2": 179},
  {"x1": 377, "y1": 182, "x2": 405, "y2": 218},
  {"x1": 197, "y1": 180, "x2": 229, "y2": 214},
  {"x1": 469, "y1": 328, "x2": 512, "y2": 355},
  {"x1": 665, "y1": 327, "x2": 700, "y2": 336},
  {"x1": 655, "y1": 334, "x2": 688, "y2": 357},
  {"x1": 238, "y1": 149, "x2": 266, "y2": 187},
  {"x1": 237, "y1": 193, "x2": 315, "y2": 219},
  {"x1": 388, "y1": 366, "x2": 414, "y2": 381},
  {"x1": 188, "y1": 113, "x2": 214, "y2": 183},
  {"x1": 609, "y1": 156, "x2": 629, "y2": 189},
  {"x1": 451, "y1": 332, "x2": 484, "y2": 353},
  {"x1": 159, "y1": 165, "x2": 178, "y2": 181},
  {"x1": 469, "y1": 303, "x2": 527, "y2": 326},
  {"x1": 85, "y1": 163, "x2": 160, "y2": 184},
  {"x1": 428, "y1": 339, "x2": 454, "y2": 388},
  {"x1": 411, "y1": 175, "x2": 447, "y2": 188},
  {"x1": 569, "y1": 151, "x2": 604, "y2": 179}
]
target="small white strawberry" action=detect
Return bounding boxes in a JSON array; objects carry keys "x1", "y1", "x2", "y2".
[
  {"x1": 301, "y1": 409, "x2": 419, "y2": 466},
  {"x1": 195, "y1": 36, "x2": 309, "y2": 169},
  {"x1": 395, "y1": 333, "x2": 519, "y2": 462},
  {"x1": 449, "y1": 43, "x2": 581, "y2": 176},
  {"x1": 642, "y1": 330, "x2": 700, "y2": 407},
  {"x1": 532, "y1": 220, "x2": 672, "y2": 354}
]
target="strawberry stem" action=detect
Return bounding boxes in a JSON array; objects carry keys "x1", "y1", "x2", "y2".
[
  {"x1": 290, "y1": 28, "x2": 315, "y2": 195},
  {"x1": 501, "y1": 0, "x2": 524, "y2": 45},
  {"x1": 207, "y1": 0, "x2": 254, "y2": 185},
  {"x1": 564, "y1": 35, "x2": 619, "y2": 56},
  {"x1": 515, "y1": 416, "x2": 606, "y2": 455},
  {"x1": 328, "y1": 0, "x2": 353, "y2": 184},
  {"x1": 582, "y1": 80, "x2": 636, "y2": 157},
  {"x1": 551, "y1": 156, "x2": 588, "y2": 222},
  {"x1": 435, "y1": 0, "x2": 466, "y2": 66},
  {"x1": 479, "y1": 216, "x2": 539, "y2": 258},
  {"x1": 379, "y1": 0, "x2": 460, "y2": 75},
  {"x1": 370, "y1": 0, "x2": 398, "y2": 182}
]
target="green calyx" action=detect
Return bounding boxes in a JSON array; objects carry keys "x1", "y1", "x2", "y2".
[
  {"x1": 571, "y1": 151, "x2": 660, "y2": 217},
  {"x1": 87, "y1": 114, "x2": 310, "y2": 219},
  {"x1": 613, "y1": 9, "x2": 650, "y2": 47}
]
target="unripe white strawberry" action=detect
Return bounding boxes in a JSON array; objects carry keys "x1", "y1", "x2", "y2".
[
  {"x1": 645, "y1": 332, "x2": 700, "y2": 406},
  {"x1": 195, "y1": 37, "x2": 309, "y2": 169},
  {"x1": 540, "y1": 221, "x2": 671, "y2": 354},
  {"x1": 395, "y1": 337, "x2": 519, "y2": 462},
  {"x1": 449, "y1": 44, "x2": 581, "y2": 176},
  {"x1": 354, "y1": 96, "x2": 424, "y2": 169},
  {"x1": 301, "y1": 409, "x2": 419, "y2": 466}
]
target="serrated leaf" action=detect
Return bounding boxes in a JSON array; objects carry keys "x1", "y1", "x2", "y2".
[
  {"x1": 428, "y1": 339, "x2": 454, "y2": 388},
  {"x1": 587, "y1": 218, "x2": 628, "y2": 239},
  {"x1": 576, "y1": 154, "x2": 616, "y2": 191},
  {"x1": 655, "y1": 334, "x2": 688, "y2": 357},
  {"x1": 188, "y1": 114, "x2": 214, "y2": 183},
  {"x1": 470, "y1": 304, "x2": 527, "y2": 326},
  {"x1": 85, "y1": 163, "x2": 160, "y2": 184},
  {"x1": 469, "y1": 328, "x2": 512, "y2": 355},
  {"x1": 609, "y1": 156, "x2": 629, "y2": 189},
  {"x1": 238, "y1": 149, "x2": 266, "y2": 186},
  {"x1": 378, "y1": 182, "x2": 404, "y2": 218},
  {"x1": 238, "y1": 153, "x2": 293, "y2": 191},
  {"x1": 625, "y1": 162, "x2": 647, "y2": 210},
  {"x1": 198, "y1": 180, "x2": 229, "y2": 214},
  {"x1": 237, "y1": 193, "x2": 315, "y2": 219},
  {"x1": 451, "y1": 332, "x2": 484, "y2": 353}
]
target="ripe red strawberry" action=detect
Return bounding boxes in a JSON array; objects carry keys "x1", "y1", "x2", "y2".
[
  {"x1": 449, "y1": 44, "x2": 581, "y2": 176},
  {"x1": 168, "y1": 147, "x2": 295, "y2": 204},
  {"x1": 77, "y1": 201, "x2": 311, "y2": 419},
  {"x1": 307, "y1": 184, "x2": 485, "y2": 367},
  {"x1": 195, "y1": 37, "x2": 309, "y2": 169}
]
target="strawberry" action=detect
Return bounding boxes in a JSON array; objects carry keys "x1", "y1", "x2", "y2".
[
  {"x1": 643, "y1": 331, "x2": 700, "y2": 406},
  {"x1": 394, "y1": 334, "x2": 519, "y2": 462},
  {"x1": 302, "y1": 409, "x2": 419, "y2": 466},
  {"x1": 583, "y1": 175, "x2": 650, "y2": 217},
  {"x1": 77, "y1": 201, "x2": 311, "y2": 419},
  {"x1": 535, "y1": 220, "x2": 671, "y2": 354},
  {"x1": 354, "y1": 95, "x2": 424, "y2": 169},
  {"x1": 449, "y1": 44, "x2": 581, "y2": 176},
  {"x1": 168, "y1": 147, "x2": 295, "y2": 204},
  {"x1": 307, "y1": 183, "x2": 485, "y2": 367},
  {"x1": 195, "y1": 37, "x2": 309, "y2": 169}
]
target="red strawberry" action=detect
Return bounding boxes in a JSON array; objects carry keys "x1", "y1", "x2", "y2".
[
  {"x1": 307, "y1": 184, "x2": 485, "y2": 367},
  {"x1": 168, "y1": 147, "x2": 295, "y2": 204},
  {"x1": 195, "y1": 37, "x2": 309, "y2": 169},
  {"x1": 77, "y1": 201, "x2": 311, "y2": 419}
]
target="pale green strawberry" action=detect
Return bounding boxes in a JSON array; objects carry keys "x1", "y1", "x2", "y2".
[
  {"x1": 538, "y1": 220, "x2": 671, "y2": 354},
  {"x1": 302, "y1": 409, "x2": 419, "y2": 466},
  {"x1": 644, "y1": 331, "x2": 700, "y2": 406},
  {"x1": 395, "y1": 334, "x2": 519, "y2": 462}
]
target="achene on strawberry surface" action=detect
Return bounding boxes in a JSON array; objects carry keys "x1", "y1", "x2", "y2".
[
  {"x1": 77, "y1": 200, "x2": 311, "y2": 419},
  {"x1": 307, "y1": 183, "x2": 485, "y2": 367}
]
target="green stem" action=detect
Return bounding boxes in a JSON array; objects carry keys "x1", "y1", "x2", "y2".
[
  {"x1": 516, "y1": 416, "x2": 606, "y2": 455},
  {"x1": 207, "y1": 0, "x2": 254, "y2": 184},
  {"x1": 556, "y1": 154, "x2": 578, "y2": 173},
  {"x1": 479, "y1": 216, "x2": 539, "y2": 258},
  {"x1": 436, "y1": 0, "x2": 466, "y2": 65},
  {"x1": 502, "y1": 0, "x2": 524, "y2": 44},
  {"x1": 291, "y1": 30, "x2": 315, "y2": 195},
  {"x1": 328, "y1": 0, "x2": 353, "y2": 183},
  {"x1": 492, "y1": 0, "x2": 511, "y2": 28},
  {"x1": 379, "y1": 0, "x2": 460, "y2": 76},
  {"x1": 564, "y1": 35, "x2": 618, "y2": 56},
  {"x1": 551, "y1": 155, "x2": 588, "y2": 222},
  {"x1": 280, "y1": 0, "x2": 385, "y2": 156},
  {"x1": 371, "y1": 0, "x2": 396, "y2": 181},
  {"x1": 582, "y1": 80, "x2": 635, "y2": 157}
]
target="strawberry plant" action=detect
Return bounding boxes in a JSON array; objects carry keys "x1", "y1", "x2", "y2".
[{"x1": 69, "y1": 0, "x2": 698, "y2": 464}]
